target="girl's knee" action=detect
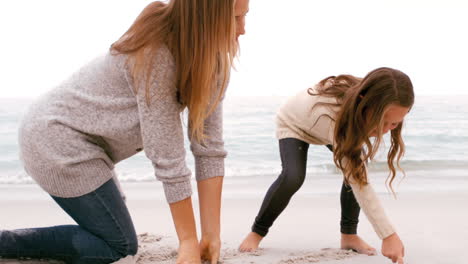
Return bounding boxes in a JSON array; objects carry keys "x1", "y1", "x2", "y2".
[{"x1": 279, "y1": 170, "x2": 305, "y2": 193}]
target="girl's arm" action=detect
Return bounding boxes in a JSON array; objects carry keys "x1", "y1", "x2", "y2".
[
  {"x1": 347, "y1": 180, "x2": 395, "y2": 239},
  {"x1": 348, "y1": 179, "x2": 405, "y2": 263}
]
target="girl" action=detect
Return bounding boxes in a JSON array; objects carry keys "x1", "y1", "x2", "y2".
[
  {"x1": 0, "y1": 0, "x2": 249, "y2": 264},
  {"x1": 239, "y1": 67, "x2": 414, "y2": 264}
]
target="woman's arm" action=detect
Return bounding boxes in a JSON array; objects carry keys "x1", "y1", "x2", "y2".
[
  {"x1": 170, "y1": 197, "x2": 198, "y2": 242},
  {"x1": 169, "y1": 197, "x2": 201, "y2": 264},
  {"x1": 197, "y1": 176, "x2": 223, "y2": 263},
  {"x1": 132, "y1": 46, "x2": 199, "y2": 262},
  {"x1": 133, "y1": 46, "x2": 193, "y2": 203},
  {"x1": 189, "y1": 99, "x2": 227, "y2": 263},
  {"x1": 198, "y1": 176, "x2": 223, "y2": 238}
]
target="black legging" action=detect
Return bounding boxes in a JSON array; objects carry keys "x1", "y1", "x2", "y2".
[{"x1": 252, "y1": 138, "x2": 360, "y2": 237}]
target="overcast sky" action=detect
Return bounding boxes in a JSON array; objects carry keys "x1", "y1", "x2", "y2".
[{"x1": 1, "y1": 0, "x2": 467, "y2": 98}]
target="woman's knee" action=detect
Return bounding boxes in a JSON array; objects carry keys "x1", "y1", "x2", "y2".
[
  {"x1": 123, "y1": 231, "x2": 138, "y2": 257},
  {"x1": 127, "y1": 234, "x2": 138, "y2": 256},
  {"x1": 109, "y1": 230, "x2": 138, "y2": 257}
]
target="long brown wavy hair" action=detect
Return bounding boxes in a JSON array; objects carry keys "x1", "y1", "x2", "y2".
[
  {"x1": 310, "y1": 67, "x2": 414, "y2": 192},
  {"x1": 111, "y1": 0, "x2": 238, "y2": 142}
]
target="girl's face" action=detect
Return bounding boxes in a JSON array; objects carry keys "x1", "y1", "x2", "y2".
[
  {"x1": 369, "y1": 104, "x2": 410, "y2": 137},
  {"x1": 235, "y1": 0, "x2": 249, "y2": 40}
]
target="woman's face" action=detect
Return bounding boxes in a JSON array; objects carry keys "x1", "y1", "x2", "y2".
[
  {"x1": 369, "y1": 104, "x2": 410, "y2": 137},
  {"x1": 235, "y1": 0, "x2": 249, "y2": 40}
]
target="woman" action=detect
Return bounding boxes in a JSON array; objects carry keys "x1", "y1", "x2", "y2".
[
  {"x1": 239, "y1": 67, "x2": 414, "y2": 264},
  {"x1": 0, "y1": 0, "x2": 249, "y2": 263}
]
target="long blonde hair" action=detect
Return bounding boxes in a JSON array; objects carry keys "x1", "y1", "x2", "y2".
[
  {"x1": 111, "y1": 0, "x2": 238, "y2": 142},
  {"x1": 310, "y1": 67, "x2": 414, "y2": 191}
]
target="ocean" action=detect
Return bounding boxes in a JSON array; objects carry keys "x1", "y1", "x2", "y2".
[{"x1": 1, "y1": 95, "x2": 467, "y2": 194}]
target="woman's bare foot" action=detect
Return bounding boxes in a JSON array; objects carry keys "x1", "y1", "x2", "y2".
[
  {"x1": 341, "y1": 234, "x2": 376, "y2": 255},
  {"x1": 239, "y1": 232, "x2": 264, "y2": 252}
]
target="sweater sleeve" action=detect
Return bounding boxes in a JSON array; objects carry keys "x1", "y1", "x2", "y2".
[
  {"x1": 189, "y1": 101, "x2": 227, "y2": 181},
  {"x1": 133, "y1": 47, "x2": 192, "y2": 204},
  {"x1": 347, "y1": 169, "x2": 396, "y2": 239}
]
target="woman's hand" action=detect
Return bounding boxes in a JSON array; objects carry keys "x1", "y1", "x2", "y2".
[
  {"x1": 382, "y1": 233, "x2": 405, "y2": 263},
  {"x1": 177, "y1": 238, "x2": 201, "y2": 264},
  {"x1": 199, "y1": 235, "x2": 221, "y2": 264}
]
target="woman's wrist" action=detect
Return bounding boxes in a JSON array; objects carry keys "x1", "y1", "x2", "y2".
[
  {"x1": 180, "y1": 237, "x2": 199, "y2": 245},
  {"x1": 200, "y1": 219, "x2": 221, "y2": 240},
  {"x1": 201, "y1": 231, "x2": 220, "y2": 240}
]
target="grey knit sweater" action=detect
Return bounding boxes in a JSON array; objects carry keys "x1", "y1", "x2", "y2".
[{"x1": 18, "y1": 46, "x2": 227, "y2": 203}]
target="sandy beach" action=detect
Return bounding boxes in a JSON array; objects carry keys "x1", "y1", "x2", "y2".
[
  {"x1": 1, "y1": 169, "x2": 467, "y2": 264},
  {"x1": 0, "y1": 169, "x2": 468, "y2": 264}
]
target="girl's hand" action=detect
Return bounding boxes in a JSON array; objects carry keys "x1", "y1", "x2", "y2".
[
  {"x1": 176, "y1": 238, "x2": 202, "y2": 264},
  {"x1": 199, "y1": 235, "x2": 221, "y2": 264},
  {"x1": 382, "y1": 233, "x2": 405, "y2": 263}
]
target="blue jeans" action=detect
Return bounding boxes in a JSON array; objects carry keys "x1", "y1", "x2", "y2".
[{"x1": 0, "y1": 179, "x2": 138, "y2": 264}]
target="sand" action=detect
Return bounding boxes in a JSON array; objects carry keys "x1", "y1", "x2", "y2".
[
  {"x1": 132, "y1": 233, "x2": 358, "y2": 264},
  {"x1": 1, "y1": 174, "x2": 468, "y2": 264}
]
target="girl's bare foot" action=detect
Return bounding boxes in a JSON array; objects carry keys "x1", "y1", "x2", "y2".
[
  {"x1": 239, "y1": 232, "x2": 264, "y2": 252},
  {"x1": 341, "y1": 234, "x2": 376, "y2": 255}
]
